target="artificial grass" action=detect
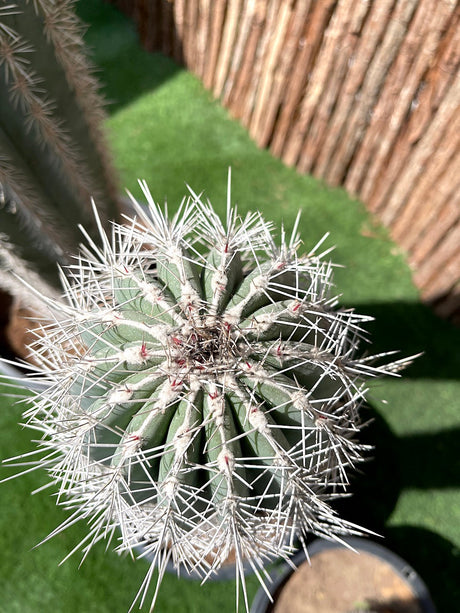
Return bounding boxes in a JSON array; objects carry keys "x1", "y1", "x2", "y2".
[{"x1": 0, "y1": 1, "x2": 458, "y2": 611}]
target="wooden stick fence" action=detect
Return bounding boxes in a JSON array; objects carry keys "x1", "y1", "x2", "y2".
[{"x1": 109, "y1": 0, "x2": 460, "y2": 322}]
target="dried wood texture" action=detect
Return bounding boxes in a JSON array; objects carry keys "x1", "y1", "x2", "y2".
[
  {"x1": 296, "y1": 0, "x2": 370, "y2": 174},
  {"x1": 202, "y1": 0, "x2": 227, "y2": 89},
  {"x1": 248, "y1": 0, "x2": 294, "y2": 143},
  {"x1": 213, "y1": 0, "x2": 243, "y2": 97},
  {"x1": 171, "y1": 0, "x2": 185, "y2": 63},
  {"x1": 276, "y1": 0, "x2": 337, "y2": 167},
  {"x1": 345, "y1": 0, "x2": 455, "y2": 197},
  {"x1": 107, "y1": 0, "x2": 460, "y2": 320},
  {"x1": 264, "y1": 1, "x2": 315, "y2": 154},
  {"x1": 133, "y1": 0, "x2": 160, "y2": 51}
]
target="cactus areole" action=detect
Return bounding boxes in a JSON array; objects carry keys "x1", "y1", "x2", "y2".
[{"x1": 9, "y1": 178, "x2": 408, "y2": 611}]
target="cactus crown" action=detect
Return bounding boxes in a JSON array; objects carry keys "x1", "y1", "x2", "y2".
[{"x1": 8, "y1": 179, "x2": 409, "y2": 611}]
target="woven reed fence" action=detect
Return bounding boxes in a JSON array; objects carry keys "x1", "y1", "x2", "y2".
[{"x1": 109, "y1": 0, "x2": 460, "y2": 321}]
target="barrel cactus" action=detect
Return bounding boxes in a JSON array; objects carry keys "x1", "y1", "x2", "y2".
[{"x1": 9, "y1": 179, "x2": 409, "y2": 611}]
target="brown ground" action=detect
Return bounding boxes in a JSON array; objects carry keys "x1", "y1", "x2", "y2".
[
  {"x1": 272, "y1": 549, "x2": 422, "y2": 613},
  {"x1": 0, "y1": 291, "x2": 38, "y2": 361}
]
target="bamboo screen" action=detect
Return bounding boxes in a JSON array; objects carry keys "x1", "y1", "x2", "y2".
[{"x1": 110, "y1": 0, "x2": 460, "y2": 322}]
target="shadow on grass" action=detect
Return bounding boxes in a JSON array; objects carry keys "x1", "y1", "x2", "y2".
[
  {"x1": 333, "y1": 405, "x2": 460, "y2": 612},
  {"x1": 77, "y1": 0, "x2": 183, "y2": 115},
  {"x1": 337, "y1": 412, "x2": 460, "y2": 526},
  {"x1": 330, "y1": 409, "x2": 460, "y2": 612},
  {"x1": 397, "y1": 427, "x2": 460, "y2": 489},
  {"x1": 334, "y1": 409, "x2": 401, "y2": 532},
  {"x1": 345, "y1": 300, "x2": 460, "y2": 381},
  {"x1": 385, "y1": 526, "x2": 460, "y2": 613}
]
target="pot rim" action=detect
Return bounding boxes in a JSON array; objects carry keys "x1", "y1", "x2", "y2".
[{"x1": 250, "y1": 536, "x2": 437, "y2": 613}]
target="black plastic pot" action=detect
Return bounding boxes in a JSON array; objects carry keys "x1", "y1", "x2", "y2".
[{"x1": 250, "y1": 537, "x2": 437, "y2": 613}]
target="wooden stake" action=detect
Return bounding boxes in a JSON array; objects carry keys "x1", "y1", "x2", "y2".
[
  {"x1": 172, "y1": 0, "x2": 186, "y2": 63},
  {"x1": 242, "y1": 0, "x2": 279, "y2": 129},
  {"x1": 380, "y1": 72, "x2": 460, "y2": 227},
  {"x1": 393, "y1": 122, "x2": 460, "y2": 250},
  {"x1": 324, "y1": 0, "x2": 419, "y2": 186},
  {"x1": 346, "y1": 0, "x2": 453, "y2": 198},
  {"x1": 281, "y1": 0, "x2": 337, "y2": 167},
  {"x1": 213, "y1": 0, "x2": 243, "y2": 98},
  {"x1": 222, "y1": 0, "x2": 255, "y2": 107},
  {"x1": 296, "y1": 0, "x2": 366, "y2": 174},
  {"x1": 414, "y1": 220, "x2": 460, "y2": 299},
  {"x1": 313, "y1": 0, "x2": 395, "y2": 179},
  {"x1": 227, "y1": 0, "x2": 270, "y2": 119},
  {"x1": 410, "y1": 178, "x2": 460, "y2": 270},
  {"x1": 268, "y1": 0, "x2": 314, "y2": 156},
  {"x1": 182, "y1": 0, "x2": 198, "y2": 68},
  {"x1": 202, "y1": 0, "x2": 227, "y2": 90},
  {"x1": 368, "y1": 5, "x2": 460, "y2": 213},
  {"x1": 243, "y1": 0, "x2": 291, "y2": 141},
  {"x1": 160, "y1": 0, "x2": 174, "y2": 59}
]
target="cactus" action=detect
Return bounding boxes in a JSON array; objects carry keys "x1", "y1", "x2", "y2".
[
  {"x1": 5, "y1": 178, "x2": 411, "y2": 611},
  {"x1": 0, "y1": 0, "x2": 119, "y2": 303}
]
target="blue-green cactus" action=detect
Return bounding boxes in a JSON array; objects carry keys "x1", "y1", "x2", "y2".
[{"x1": 8, "y1": 179, "x2": 411, "y2": 611}]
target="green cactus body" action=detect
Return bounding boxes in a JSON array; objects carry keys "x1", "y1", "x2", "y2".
[{"x1": 13, "y1": 181, "x2": 411, "y2": 611}]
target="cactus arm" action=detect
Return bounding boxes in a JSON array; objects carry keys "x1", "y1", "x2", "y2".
[
  {"x1": 127, "y1": 185, "x2": 204, "y2": 315},
  {"x1": 1, "y1": 2, "x2": 118, "y2": 223},
  {"x1": 0, "y1": 158, "x2": 67, "y2": 268},
  {"x1": 223, "y1": 260, "x2": 278, "y2": 323},
  {"x1": 224, "y1": 256, "x2": 317, "y2": 322},
  {"x1": 0, "y1": 21, "x2": 96, "y2": 233},
  {"x1": 239, "y1": 361, "x2": 323, "y2": 470},
  {"x1": 71, "y1": 362, "x2": 168, "y2": 413},
  {"x1": 77, "y1": 308, "x2": 171, "y2": 348},
  {"x1": 37, "y1": 0, "x2": 119, "y2": 219},
  {"x1": 83, "y1": 343, "x2": 167, "y2": 383},
  {"x1": 225, "y1": 383, "x2": 293, "y2": 497},
  {"x1": 110, "y1": 378, "x2": 183, "y2": 472},
  {"x1": 0, "y1": 1, "x2": 120, "y2": 306},
  {"x1": 240, "y1": 361, "x2": 366, "y2": 483},
  {"x1": 0, "y1": 126, "x2": 78, "y2": 256},
  {"x1": 239, "y1": 296, "x2": 340, "y2": 345},
  {"x1": 239, "y1": 300, "x2": 297, "y2": 341},
  {"x1": 240, "y1": 362, "x2": 315, "y2": 426},
  {"x1": 252, "y1": 340, "x2": 357, "y2": 399}
]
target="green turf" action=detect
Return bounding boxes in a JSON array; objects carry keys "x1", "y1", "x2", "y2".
[{"x1": 0, "y1": 1, "x2": 458, "y2": 611}]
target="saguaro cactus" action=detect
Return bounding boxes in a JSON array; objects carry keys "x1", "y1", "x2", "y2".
[
  {"x1": 7, "y1": 180, "x2": 410, "y2": 611},
  {"x1": 0, "y1": 0, "x2": 119, "y2": 302}
]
